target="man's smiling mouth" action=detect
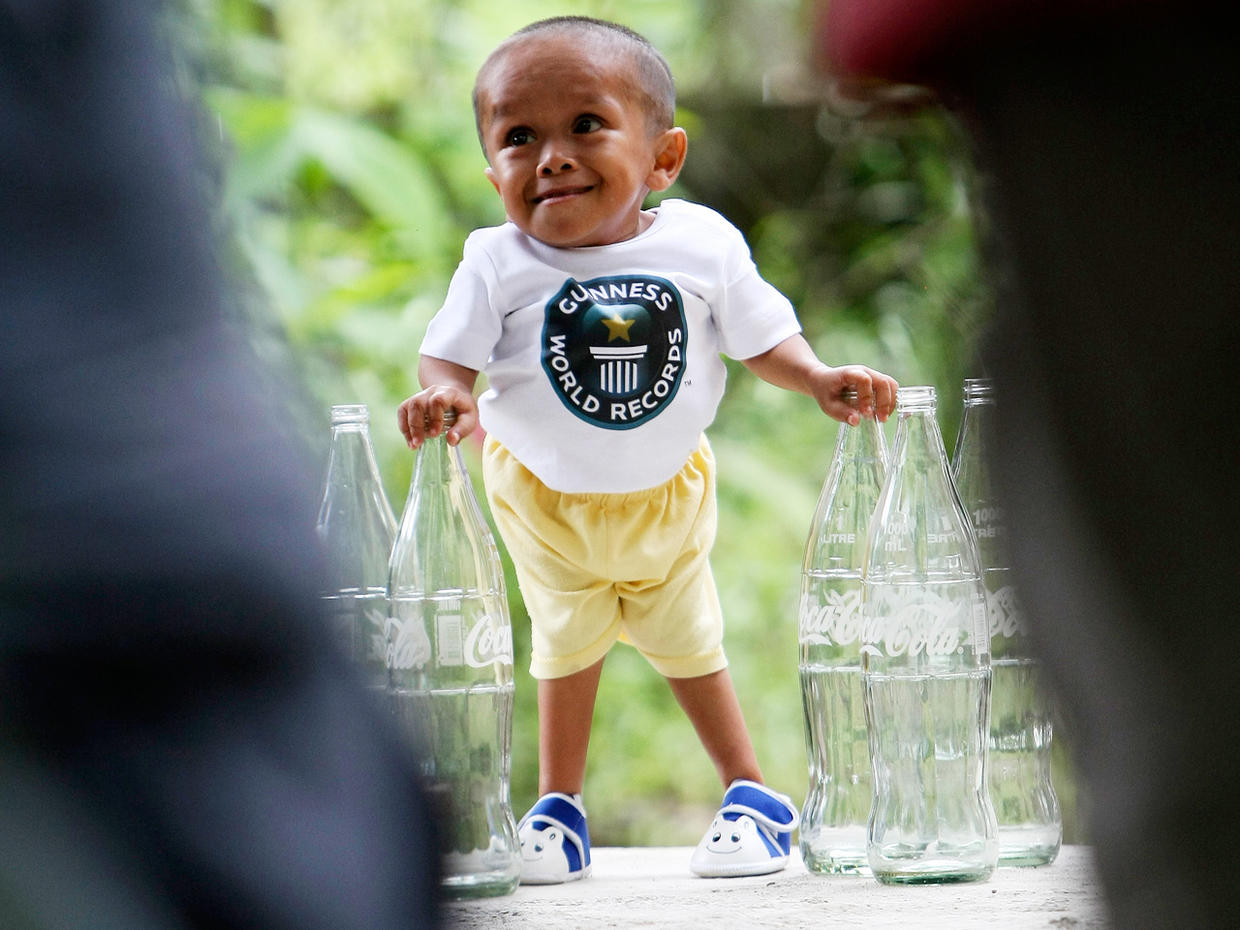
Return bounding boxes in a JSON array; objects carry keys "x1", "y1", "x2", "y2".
[{"x1": 532, "y1": 185, "x2": 593, "y2": 205}]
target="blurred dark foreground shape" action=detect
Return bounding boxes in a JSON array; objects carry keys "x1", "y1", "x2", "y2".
[
  {"x1": 0, "y1": 2, "x2": 440, "y2": 926},
  {"x1": 818, "y1": 1, "x2": 1240, "y2": 927}
]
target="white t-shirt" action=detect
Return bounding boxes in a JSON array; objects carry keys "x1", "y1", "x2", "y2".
[{"x1": 420, "y1": 199, "x2": 801, "y2": 493}]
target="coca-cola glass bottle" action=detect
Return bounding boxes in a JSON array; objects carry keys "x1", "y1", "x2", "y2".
[
  {"x1": 316, "y1": 404, "x2": 397, "y2": 694},
  {"x1": 798, "y1": 392, "x2": 887, "y2": 875},
  {"x1": 386, "y1": 412, "x2": 520, "y2": 898},
  {"x1": 952, "y1": 377, "x2": 1061, "y2": 866},
  {"x1": 862, "y1": 385, "x2": 998, "y2": 884}
]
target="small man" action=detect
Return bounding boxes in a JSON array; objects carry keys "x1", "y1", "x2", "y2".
[{"x1": 398, "y1": 16, "x2": 897, "y2": 883}]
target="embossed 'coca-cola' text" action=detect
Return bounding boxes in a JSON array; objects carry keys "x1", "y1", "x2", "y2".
[
  {"x1": 799, "y1": 588, "x2": 864, "y2": 646},
  {"x1": 987, "y1": 584, "x2": 1026, "y2": 639},
  {"x1": 464, "y1": 613, "x2": 513, "y2": 668},
  {"x1": 385, "y1": 613, "x2": 431, "y2": 670},
  {"x1": 862, "y1": 593, "x2": 972, "y2": 657}
]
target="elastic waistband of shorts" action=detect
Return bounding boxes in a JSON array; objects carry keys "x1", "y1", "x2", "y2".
[{"x1": 484, "y1": 433, "x2": 713, "y2": 505}]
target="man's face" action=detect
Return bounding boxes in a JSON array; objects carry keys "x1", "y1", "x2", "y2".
[{"x1": 476, "y1": 35, "x2": 671, "y2": 248}]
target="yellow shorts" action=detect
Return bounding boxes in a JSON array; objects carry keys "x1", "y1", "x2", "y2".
[{"x1": 483, "y1": 434, "x2": 728, "y2": 681}]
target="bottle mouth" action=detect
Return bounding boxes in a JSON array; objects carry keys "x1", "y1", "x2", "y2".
[
  {"x1": 330, "y1": 403, "x2": 369, "y2": 425},
  {"x1": 962, "y1": 378, "x2": 995, "y2": 403},
  {"x1": 896, "y1": 385, "x2": 936, "y2": 411},
  {"x1": 423, "y1": 409, "x2": 457, "y2": 427}
]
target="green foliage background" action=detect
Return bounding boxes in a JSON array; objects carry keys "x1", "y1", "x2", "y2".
[{"x1": 181, "y1": 0, "x2": 1079, "y2": 845}]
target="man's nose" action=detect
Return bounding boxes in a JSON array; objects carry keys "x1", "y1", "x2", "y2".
[{"x1": 538, "y1": 141, "x2": 578, "y2": 176}]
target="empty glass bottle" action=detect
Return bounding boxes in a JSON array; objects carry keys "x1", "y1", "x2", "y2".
[
  {"x1": 387, "y1": 412, "x2": 520, "y2": 898},
  {"x1": 316, "y1": 404, "x2": 397, "y2": 693},
  {"x1": 862, "y1": 385, "x2": 998, "y2": 884},
  {"x1": 952, "y1": 377, "x2": 1061, "y2": 867},
  {"x1": 798, "y1": 393, "x2": 887, "y2": 875}
]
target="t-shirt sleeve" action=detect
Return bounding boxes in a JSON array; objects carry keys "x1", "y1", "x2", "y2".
[
  {"x1": 712, "y1": 221, "x2": 803, "y2": 360},
  {"x1": 418, "y1": 234, "x2": 502, "y2": 371}
]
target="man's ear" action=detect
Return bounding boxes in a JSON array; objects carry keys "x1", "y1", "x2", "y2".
[{"x1": 647, "y1": 127, "x2": 688, "y2": 192}]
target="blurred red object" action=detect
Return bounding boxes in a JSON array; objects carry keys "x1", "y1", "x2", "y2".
[{"x1": 815, "y1": 0, "x2": 1169, "y2": 92}]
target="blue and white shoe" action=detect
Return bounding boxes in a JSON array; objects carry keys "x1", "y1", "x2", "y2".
[
  {"x1": 518, "y1": 792, "x2": 592, "y2": 884},
  {"x1": 689, "y1": 779, "x2": 800, "y2": 877}
]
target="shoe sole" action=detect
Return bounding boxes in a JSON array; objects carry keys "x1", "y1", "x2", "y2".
[
  {"x1": 520, "y1": 865, "x2": 592, "y2": 885},
  {"x1": 691, "y1": 857, "x2": 789, "y2": 879}
]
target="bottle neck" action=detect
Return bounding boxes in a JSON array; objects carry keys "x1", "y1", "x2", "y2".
[
  {"x1": 326, "y1": 405, "x2": 377, "y2": 475},
  {"x1": 891, "y1": 386, "x2": 951, "y2": 468},
  {"x1": 953, "y1": 380, "x2": 996, "y2": 469},
  {"x1": 412, "y1": 409, "x2": 460, "y2": 488},
  {"x1": 327, "y1": 423, "x2": 380, "y2": 479},
  {"x1": 836, "y1": 405, "x2": 887, "y2": 463},
  {"x1": 322, "y1": 408, "x2": 392, "y2": 534},
  {"x1": 412, "y1": 428, "x2": 456, "y2": 491},
  {"x1": 318, "y1": 405, "x2": 396, "y2": 590},
  {"x1": 391, "y1": 417, "x2": 496, "y2": 601}
]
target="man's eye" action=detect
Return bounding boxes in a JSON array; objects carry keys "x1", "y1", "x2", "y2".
[
  {"x1": 505, "y1": 127, "x2": 535, "y2": 147},
  {"x1": 573, "y1": 115, "x2": 603, "y2": 134}
]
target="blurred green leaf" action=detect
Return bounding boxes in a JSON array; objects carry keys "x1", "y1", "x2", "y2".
[{"x1": 294, "y1": 108, "x2": 453, "y2": 257}]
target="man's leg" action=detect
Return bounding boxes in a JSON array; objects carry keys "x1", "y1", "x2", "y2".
[
  {"x1": 667, "y1": 668, "x2": 764, "y2": 788},
  {"x1": 537, "y1": 656, "x2": 606, "y2": 795}
]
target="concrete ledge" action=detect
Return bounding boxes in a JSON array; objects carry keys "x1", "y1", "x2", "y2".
[{"x1": 446, "y1": 845, "x2": 1109, "y2": 929}]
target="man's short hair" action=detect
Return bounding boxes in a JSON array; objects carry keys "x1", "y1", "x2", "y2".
[{"x1": 473, "y1": 16, "x2": 676, "y2": 144}]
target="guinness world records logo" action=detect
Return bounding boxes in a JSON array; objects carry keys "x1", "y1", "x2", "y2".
[{"x1": 541, "y1": 274, "x2": 687, "y2": 430}]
